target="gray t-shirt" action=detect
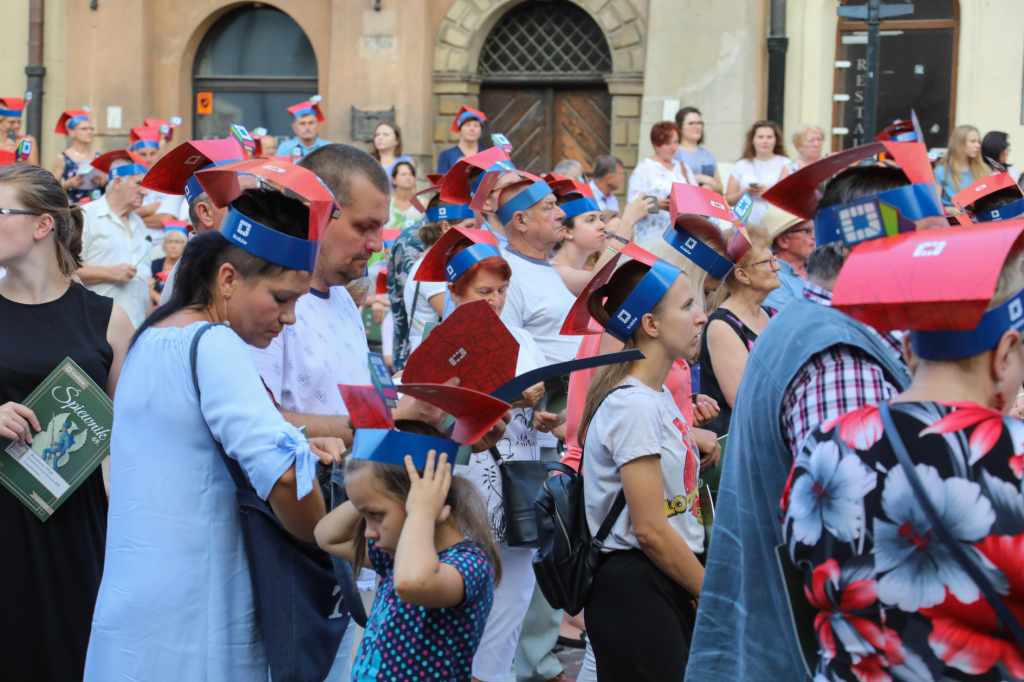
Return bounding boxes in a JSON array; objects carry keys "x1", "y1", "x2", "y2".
[
  {"x1": 674, "y1": 147, "x2": 718, "y2": 179},
  {"x1": 583, "y1": 376, "x2": 705, "y2": 554}
]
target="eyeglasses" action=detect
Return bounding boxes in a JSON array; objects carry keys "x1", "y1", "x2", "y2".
[
  {"x1": 788, "y1": 227, "x2": 814, "y2": 236},
  {"x1": 686, "y1": 120, "x2": 704, "y2": 126},
  {"x1": 0, "y1": 208, "x2": 40, "y2": 217},
  {"x1": 751, "y1": 255, "x2": 780, "y2": 270}
]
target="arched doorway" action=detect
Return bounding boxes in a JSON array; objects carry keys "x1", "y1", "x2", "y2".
[
  {"x1": 832, "y1": 0, "x2": 959, "y2": 150},
  {"x1": 477, "y1": 1, "x2": 613, "y2": 173},
  {"x1": 192, "y1": 5, "x2": 317, "y2": 140}
]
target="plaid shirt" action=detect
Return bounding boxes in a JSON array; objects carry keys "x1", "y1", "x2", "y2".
[{"x1": 779, "y1": 281, "x2": 905, "y2": 456}]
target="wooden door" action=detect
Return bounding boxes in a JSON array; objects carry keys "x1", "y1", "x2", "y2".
[{"x1": 480, "y1": 87, "x2": 611, "y2": 174}]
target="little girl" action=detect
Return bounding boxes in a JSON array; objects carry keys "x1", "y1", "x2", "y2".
[{"x1": 315, "y1": 420, "x2": 501, "y2": 682}]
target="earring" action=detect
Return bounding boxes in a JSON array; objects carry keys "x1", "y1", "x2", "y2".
[
  {"x1": 653, "y1": 331, "x2": 659, "y2": 338},
  {"x1": 995, "y1": 380, "x2": 1006, "y2": 412},
  {"x1": 223, "y1": 293, "x2": 231, "y2": 328}
]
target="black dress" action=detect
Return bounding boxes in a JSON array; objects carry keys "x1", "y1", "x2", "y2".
[
  {"x1": 0, "y1": 283, "x2": 113, "y2": 682},
  {"x1": 698, "y1": 305, "x2": 775, "y2": 436}
]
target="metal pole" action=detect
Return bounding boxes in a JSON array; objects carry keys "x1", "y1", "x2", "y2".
[
  {"x1": 766, "y1": 0, "x2": 788, "y2": 126},
  {"x1": 25, "y1": 0, "x2": 46, "y2": 153},
  {"x1": 862, "y1": 0, "x2": 881, "y2": 141}
]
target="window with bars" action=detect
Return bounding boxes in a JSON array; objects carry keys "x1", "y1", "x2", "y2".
[{"x1": 479, "y1": 1, "x2": 612, "y2": 78}]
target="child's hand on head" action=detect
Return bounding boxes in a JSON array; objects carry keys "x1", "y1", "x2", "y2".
[{"x1": 404, "y1": 450, "x2": 452, "y2": 525}]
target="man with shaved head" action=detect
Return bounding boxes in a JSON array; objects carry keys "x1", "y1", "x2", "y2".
[{"x1": 495, "y1": 177, "x2": 578, "y2": 682}]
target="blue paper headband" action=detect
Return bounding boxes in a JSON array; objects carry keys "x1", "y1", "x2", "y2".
[
  {"x1": 445, "y1": 243, "x2": 501, "y2": 283},
  {"x1": 561, "y1": 197, "x2": 601, "y2": 219},
  {"x1": 427, "y1": 203, "x2": 475, "y2": 223},
  {"x1": 67, "y1": 115, "x2": 88, "y2": 132},
  {"x1": 352, "y1": 429, "x2": 459, "y2": 470},
  {"x1": 662, "y1": 224, "x2": 735, "y2": 281},
  {"x1": 457, "y1": 111, "x2": 484, "y2": 128},
  {"x1": 164, "y1": 225, "x2": 188, "y2": 237},
  {"x1": 604, "y1": 258, "x2": 682, "y2": 342},
  {"x1": 976, "y1": 195, "x2": 1024, "y2": 223},
  {"x1": 110, "y1": 163, "x2": 148, "y2": 179},
  {"x1": 293, "y1": 107, "x2": 316, "y2": 120},
  {"x1": 130, "y1": 140, "x2": 159, "y2": 151},
  {"x1": 496, "y1": 180, "x2": 552, "y2": 226},
  {"x1": 0, "y1": 107, "x2": 22, "y2": 118},
  {"x1": 220, "y1": 206, "x2": 320, "y2": 271},
  {"x1": 813, "y1": 183, "x2": 944, "y2": 245},
  {"x1": 183, "y1": 158, "x2": 243, "y2": 204},
  {"x1": 911, "y1": 286, "x2": 1024, "y2": 361}
]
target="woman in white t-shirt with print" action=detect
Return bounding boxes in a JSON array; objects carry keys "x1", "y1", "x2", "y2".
[
  {"x1": 627, "y1": 121, "x2": 697, "y2": 243},
  {"x1": 726, "y1": 120, "x2": 789, "y2": 227},
  {"x1": 577, "y1": 257, "x2": 709, "y2": 682},
  {"x1": 410, "y1": 225, "x2": 548, "y2": 682},
  {"x1": 402, "y1": 200, "x2": 476, "y2": 353}
]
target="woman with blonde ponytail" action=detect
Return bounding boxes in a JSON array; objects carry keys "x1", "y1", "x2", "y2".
[{"x1": 0, "y1": 163, "x2": 134, "y2": 682}]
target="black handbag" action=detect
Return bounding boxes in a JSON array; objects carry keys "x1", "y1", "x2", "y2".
[
  {"x1": 489, "y1": 447, "x2": 550, "y2": 547},
  {"x1": 190, "y1": 323, "x2": 350, "y2": 682}
]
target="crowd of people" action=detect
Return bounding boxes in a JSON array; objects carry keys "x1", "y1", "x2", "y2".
[{"x1": 4, "y1": 87, "x2": 1024, "y2": 682}]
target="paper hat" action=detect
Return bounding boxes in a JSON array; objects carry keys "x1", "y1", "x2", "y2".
[
  {"x1": 664, "y1": 183, "x2": 749, "y2": 279},
  {"x1": 161, "y1": 219, "x2": 189, "y2": 237},
  {"x1": 426, "y1": 202, "x2": 475, "y2": 224},
  {"x1": 195, "y1": 157, "x2": 340, "y2": 241},
  {"x1": 468, "y1": 161, "x2": 541, "y2": 214},
  {"x1": 438, "y1": 146, "x2": 513, "y2": 204},
  {"x1": 403, "y1": 299, "x2": 519, "y2": 394},
  {"x1": 832, "y1": 220, "x2": 1024, "y2": 361},
  {"x1": 382, "y1": 228, "x2": 401, "y2": 248},
  {"x1": 144, "y1": 118, "x2": 180, "y2": 141},
  {"x1": 92, "y1": 150, "x2": 149, "y2": 178},
  {"x1": 450, "y1": 106, "x2": 487, "y2": 132},
  {"x1": 287, "y1": 96, "x2": 324, "y2": 122},
  {"x1": 55, "y1": 109, "x2": 90, "y2": 135},
  {"x1": 140, "y1": 138, "x2": 245, "y2": 201},
  {"x1": 129, "y1": 127, "x2": 162, "y2": 152},
  {"x1": 548, "y1": 175, "x2": 600, "y2": 219},
  {"x1": 763, "y1": 140, "x2": 936, "y2": 221},
  {"x1": 952, "y1": 172, "x2": 1024, "y2": 222},
  {"x1": 875, "y1": 111, "x2": 925, "y2": 144},
  {"x1": 0, "y1": 98, "x2": 26, "y2": 118},
  {"x1": 413, "y1": 226, "x2": 501, "y2": 283},
  {"x1": 761, "y1": 205, "x2": 807, "y2": 241},
  {"x1": 815, "y1": 183, "x2": 944, "y2": 247},
  {"x1": 495, "y1": 179, "x2": 554, "y2": 226}
]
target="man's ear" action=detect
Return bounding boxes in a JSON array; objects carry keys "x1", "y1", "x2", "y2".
[
  {"x1": 195, "y1": 200, "x2": 216, "y2": 229},
  {"x1": 992, "y1": 330, "x2": 1023, "y2": 385}
]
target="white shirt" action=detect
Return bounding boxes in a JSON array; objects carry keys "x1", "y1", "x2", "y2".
[
  {"x1": 627, "y1": 157, "x2": 697, "y2": 243},
  {"x1": 454, "y1": 324, "x2": 546, "y2": 541},
  {"x1": 402, "y1": 255, "x2": 446, "y2": 353},
  {"x1": 730, "y1": 155, "x2": 790, "y2": 226},
  {"x1": 583, "y1": 376, "x2": 705, "y2": 554},
  {"x1": 81, "y1": 195, "x2": 150, "y2": 328},
  {"x1": 500, "y1": 245, "x2": 582, "y2": 448},
  {"x1": 588, "y1": 180, "x2": 620, "y2": 212},
  {"x1": 250, "y1": 286, "x2": 371, "y2": 415}
]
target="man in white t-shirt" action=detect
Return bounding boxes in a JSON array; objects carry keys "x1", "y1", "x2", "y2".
[{"x1": 495, "y1": 178, "x2": 579, "y2": 682}]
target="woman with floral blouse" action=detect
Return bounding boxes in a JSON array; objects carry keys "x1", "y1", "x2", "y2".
[{"x1": 781, "y1": 227, "x2": 1024, "y2": 681}]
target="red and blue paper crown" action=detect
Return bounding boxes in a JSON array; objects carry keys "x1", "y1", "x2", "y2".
[
  {"x1": 875, "y1": 111, "x2": 925, "y2": 143},
  {"x1": 92, "y1": 150, "x2": 149, "y2": 179},
  {"x1": 287, "y1": 96, "x2": 324, "y2": 122},
  {"x1": 0, "y1": 97, "x2": 26, "y2": 118},
  {"x1": 129, "y1": 126, "x2": 162, "y2": 152},
  {"x1": 414, "y1": 226, "x2": 502, "y2": 284},
  {"x1": 952, "y1": 167, "x2": 1024, "y2": 223},
  {"x1": 438, "y1": 146, "x2": 513, "y2": 205},
  {"x1": 547, "y1": 174, "x2": 600, "y2": 219},
  {"x1": 161, "y1": 219, "x2": 190, "y2": 237},
  {"x1": 663, "y1": 183, "x2": 751, "y2": 280},
  {"x1": 144, "y1": 117, "x2": 180, "y2": 141},
  {"x1": 140, "y1": 138, "x2": 245, "y2": 203},
  {"x1": 833, "y1": 220, "x2": 1024, "y2": 361},
  {"x1": 55, "y1": 108, "x2": 90, "y2": 135},
  {"x1": 450, "y1": 106, "x2": 486, "y2": 133}
]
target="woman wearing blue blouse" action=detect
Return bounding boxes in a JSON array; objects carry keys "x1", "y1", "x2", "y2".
[
  {"x1": 934, "y1": 124, "x2": 990, "y2": 207},
  {"x1": 437, "y1": 106, "x2": 487, "y2": 175},
  {"x1": 84, "y1": 189, "x2": 337, "y2": 681}
]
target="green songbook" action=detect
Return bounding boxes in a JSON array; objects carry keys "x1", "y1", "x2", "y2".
[{"x1": 0, "y1": 357, "x2": 114, "y2": 521}]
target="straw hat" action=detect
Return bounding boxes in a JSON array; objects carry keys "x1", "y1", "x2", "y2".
[{"x1": 761, "y1": 205, "x2": 806, "y2": 241}]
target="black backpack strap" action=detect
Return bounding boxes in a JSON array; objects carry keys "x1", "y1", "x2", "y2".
[
  {"x1": 878, "y1": 401, "x2": 1024, "y2": 649},
  {"x1": 581, "y1": 384, "x2": 631, "y2": 546}
]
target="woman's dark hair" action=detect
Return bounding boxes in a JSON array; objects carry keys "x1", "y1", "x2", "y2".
[
  {"x1": 651, "y1": 121, "x2": 681, "y2": 148},
  {"x1": 417, "y1": 194, "x2": 468, "y2": 246},
  {"x1": 674, "y1": 106, "x2": 704, "y2": 144},
  {"x1": 982, "y1": 131, "x2": 1010, "y2": 170},
  {"x1": 391, "y1": 160, "x2": 416, "y2": 181},
  {"x1": 0, "y1": 164, "x2": 83, "y2": 277},
  {"x1": 131, "y1": 189, "x2": 311, "y2": 346},
  {"x1": 741, "y1": 120, "x2": 786, "y2": 160},
  {"x1": 371, "y1": 122, "x2": 403, "y2": 161},
  {"x1": 345, "y1": 419, "x2": 502, "y2": 585}
]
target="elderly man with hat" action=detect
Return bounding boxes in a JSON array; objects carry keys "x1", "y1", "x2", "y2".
[
  {"x1": 761, "y1": 204, "x2": 815, "y2": 311},
  {"x1": 76, "y1": 151, "x2": 151, "y2": 328},
  {"x1": 0, "y1": 97, "x2": 39, "y2": 166},
  {"x1": 437, "y1": 106, "x2": 486, "y2": 175},
  {"x1": 276, "y1": 97, "x2": 332, "y2": 160}
]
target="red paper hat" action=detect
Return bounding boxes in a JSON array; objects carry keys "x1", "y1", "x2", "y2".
[
  {"x1": 547, "y1": 174, "x2": 595, "y2": 198},
  {"x1": 55, "y1": 109, "x2": 90, "y2": 135},
  {"x1": 339, "y1": 385, "x2": 395, "y2": 430},
  {"x1": 129, "y1": 126, "x2": 162, "y2": 146},
  {"x1": 195, "y1": 158, "x2": 340, "y2": 241},
  {"x1": 144, "y1": 118, "x2": 177, "y2": 141},
  {"x1": 875, "y1": 111, "x2": 924, "y2": 143},
  {"x1": 92, "y1": 150, "x2": 149, "y2": 174},
  {"x1": 382, "y1": 228, "x2": 401, "y2": 247},
  {"x1": 141, "y1": 139, "x2": 244, "y2": 194},
  {"x1": 952, "y1": 172, "x2": 1022, "y2": 214},
  {"x1": 413, "y1": 226, "x2": 500, "y2": 282},
  {"x1": 427, "y1": 173, "x2": 445, "y2": 185},
  {"x1": 402, "y1": 299, "x2": 519, "y2": 394},
  {"x1": 832, "y1": 219, "x2": 1024, "y2": 332},
  {"x1": 669, "y1": 183, "x2": 735, "y2": 225},
  {"x1": 287, "y1": 98, "x2": 325, "y2": 123},
  {"x1": 439, "y1": 146, "x2": 512, "y2": 204},
  {"x1": 763, "y1": 141, "x2": 936, "y2": 219},
  {"x1": 375, "y1": 269, "x2": 388, "y2": 296},
  {"x1": 560, "y1": 239, "x2": 659, "y2": 336},
  {"x1": 0, "y1": 98, "x2": 26, "y2": 117},
  {"x1": 450, "y1": 106, "x2": 487, "y2": 133},
  {"x1": 469, "y1": 166, "x2": 543, "y2": 214},
  {"x1": 411, "y1": 184, "x2": 442, "y2": 213},
  {"x1": 397, "y1": 383, "x2": 509, "y2": 445},
  {"x1": 0, "y1": 149, "x2": 15, "y2": 167},
  {"x1": 160, "y1": 218, "x2": 189, "y2": 229}
]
